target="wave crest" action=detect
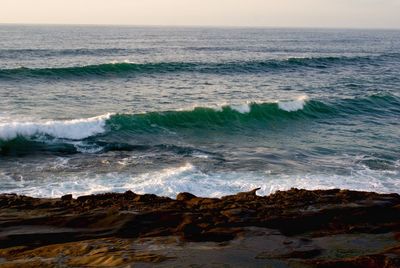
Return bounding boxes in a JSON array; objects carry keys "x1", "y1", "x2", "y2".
[
  {"x1": 1, "y1": 94, "x2": 399, "y2": 155},
  {"x1": 277, "y1": 96, "x2": 308, "y2": 112},
  {"x1": 0, "y1": 114, "x2": 111, "y2": 141}
]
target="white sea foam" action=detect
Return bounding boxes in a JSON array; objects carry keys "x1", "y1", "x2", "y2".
[
  {"x1": 213, "y1": 96, "x2": 309, "y2": 114},
  {"x1": 109, "y1": 59, "x2": 137, "y2": 64},
  {"x1": 205, "y1": 102, "x2": 250, "y2": 113},
  {"x1": 174, "y1": 97, "x2": 309, "y2": 115},
  {"x1": 278, "y1": 95, "x2": 308, "y2": 112},
  {"x1": 0, "y1": 114, "x2": 112, "y2": 141},
  {"x1": 210, "y1": 105, "x2": 224, "y2": 112},
  {"x1": 2, "y1": 161, "x2": 399, "y2": 198},
  {"x1": 230, "y1": 103, "x2": 251, "y2": 113}
]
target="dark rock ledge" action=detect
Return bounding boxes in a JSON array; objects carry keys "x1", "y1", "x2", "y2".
[{"x1": 0, "y1": 188, "x2": 399, "y2": 267}]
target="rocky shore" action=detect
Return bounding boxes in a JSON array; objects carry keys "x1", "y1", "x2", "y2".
[{"x1": 1, "y1": 188, "x2": 400, "y2": 267}]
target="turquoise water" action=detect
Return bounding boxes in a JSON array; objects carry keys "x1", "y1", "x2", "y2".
[{"x1": 0, "y1": 25, "x2": 399, "y2": 197}]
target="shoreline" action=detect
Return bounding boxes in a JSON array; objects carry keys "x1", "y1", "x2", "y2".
[{"x1": 1, "y1": 188, "x2": 400, "y2": 267}]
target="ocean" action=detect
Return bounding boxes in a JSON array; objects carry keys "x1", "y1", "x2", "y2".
[{"x1": 0, "y1": 25, "x2": 399, "y2": 198}]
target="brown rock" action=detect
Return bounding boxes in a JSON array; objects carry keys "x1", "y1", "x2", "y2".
[
  {"x1": 61, "y1": 194, "x2": 73, "y2": 202},
  {"x1": 1, "y1": 189, "x2": 400, "y2": 266},
  {"x1": 176, "y1": 192, "x2": 197, "y2": 201}
]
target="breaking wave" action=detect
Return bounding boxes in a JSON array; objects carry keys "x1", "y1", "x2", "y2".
[{"x1": 0, "y1": 94, "x2": 399, "y2": 155}]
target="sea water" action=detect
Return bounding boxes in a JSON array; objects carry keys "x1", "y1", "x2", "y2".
[{"x1": 0, "y1": 25, "x2": 399, "y2": 197}]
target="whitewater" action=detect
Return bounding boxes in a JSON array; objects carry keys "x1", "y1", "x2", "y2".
[
  {"x1": 0, "y1": 98, "x2": 309, "y2": 142},
  {"x1": 0, "y1": 25, "x2": 399, "y2": 198}
]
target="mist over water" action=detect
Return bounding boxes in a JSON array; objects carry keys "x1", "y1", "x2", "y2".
[{"x1": 0, "y1": 26, "x2": 399, "y2": 197}]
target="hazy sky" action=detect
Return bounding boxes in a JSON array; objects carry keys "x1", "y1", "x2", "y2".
[{"x1": 2, "y1": 0, "x2": 400, "y2": 29}]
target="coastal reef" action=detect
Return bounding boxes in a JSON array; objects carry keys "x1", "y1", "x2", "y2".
[{"x1": 1, "y1": 188, "x2": 400, "y2": 267}]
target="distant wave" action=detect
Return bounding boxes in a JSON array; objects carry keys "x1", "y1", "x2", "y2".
[
  {"x1": 0, "y1": 48, "x2": 137, "y2": 59},
  {"x1": 0, "y1": 54, "x2": 396, "y2": 80}
]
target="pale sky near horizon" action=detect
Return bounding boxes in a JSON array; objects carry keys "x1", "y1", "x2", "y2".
[{"x1": 1, "y1": 0, "x2": 400, "y2": 29}]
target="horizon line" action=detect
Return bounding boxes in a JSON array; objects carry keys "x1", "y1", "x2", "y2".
[{"x1": 1, "y1": 22, "x2": 399, "y2": 31}]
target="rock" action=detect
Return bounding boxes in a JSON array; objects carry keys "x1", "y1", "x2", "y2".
[
  {"x1": 256, "y1": 248, "x2": 322, "y2": 259},
  {"x1": 180, "y1": 222, "x2": 203, "y2": 240},
  {"x1": 123, "y1": 190, "x2": 137, "y2": 199},
  {"x1": 222, "y1": 188, "x2": 261, "y2": 201},
  {"x1": 133, "y1": 194, "x2": 160, "y2": 202},
  {"x1": 176, "y1": 192, "x2": 197, "y2": 201},
  {"x1": 0, "y1": 189, "x2": 400, "y2": 266},
  {"x1": 310, "y1": 254, "x2": 400, "y2": 268},
  {"x1": 221, "y1": 208, "x2": 255, "y2": 217},
  {"x1": 61, "y1": 194, "x2": 73, "y2": 202}
]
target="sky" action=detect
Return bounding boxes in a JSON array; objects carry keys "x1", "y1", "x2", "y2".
[{"x1": 1, "y1": 0, "x2": 400, "y2": 29}]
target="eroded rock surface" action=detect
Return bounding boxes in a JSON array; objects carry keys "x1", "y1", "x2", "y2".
[{"x1": 0, "y1": 188, "x2": 399, "y2": 267}]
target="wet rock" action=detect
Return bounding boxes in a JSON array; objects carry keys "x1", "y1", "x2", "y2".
[
  {"x1": 179, "y1": 221, "x2": 203, "y2": 241},
  {"x1": 133, "y1": 194, "x2": 161, "y2": 202},
  {"x1": 256, "y1": 248, "x2": 322, "y2": 260},
  {"x1": 310, "y1": 254, "x2": 400, "y2": 268},
  {"x1": 176, "y1": 192, "x2": 197, "y2": 201},
  {"x1": 0, "y1": 189, "x2": 400, "y2": 266},
  {"x1": 61, "y1": 194, "x2": 73, "y2": 202},
  {"x1": 123, "y1": 190, "x2": 137, "y2": 199}
]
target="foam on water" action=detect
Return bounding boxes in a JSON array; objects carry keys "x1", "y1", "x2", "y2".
[
  {"x1": 1, "y1": 97, "x2": 311, "y2": 143},
  {"x1": 2, "y1": 94, "x2": 398, "y2": 157},
  {"x1": 3, "y1": 161, "x2": 399, "y2": 198},
  {"x1": 1, "y1": 28, "x2": 399, "y2": 201},
  {"x1": 209, "y1": 97, "x2": 309, "y2": 114},
  {"x1": 230, "y1": 103, "x2": 251, "y2": 114},
  {"x1": 216, "y1": 96, "x2": 309, "y2": 114},
  {"x1": 278, "y1": 95, "x2": 309, "y2": 112},
  {"x1": 0, "y1": 114, "x2": 111, "y2": 141}
]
